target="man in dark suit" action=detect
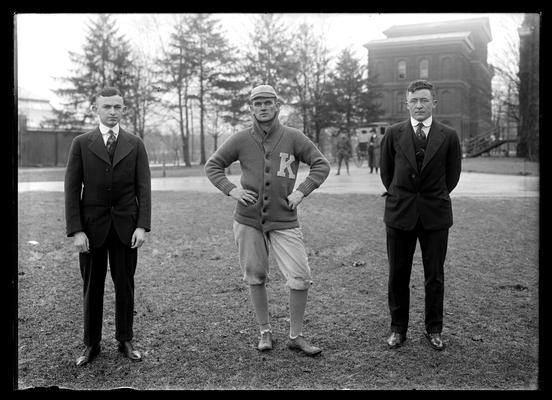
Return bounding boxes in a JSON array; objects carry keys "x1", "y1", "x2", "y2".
[
  {"x1": 64, "y1": 87, "x2": 151, "y2": 366},
  {"x1": 380, "y1": 80, "x2": 462, "y2": 351}
]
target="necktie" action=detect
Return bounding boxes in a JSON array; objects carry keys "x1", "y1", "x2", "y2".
[
  {"x1": 415, "y1": 122, "x2": 426, "y2": 142},
  {"x1": 106, "y1": 130, "x2": 116, "y2": 157}
]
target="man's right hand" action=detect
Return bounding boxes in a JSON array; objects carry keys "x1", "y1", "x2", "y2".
[
  {"x1": 229, "y1": 187, "x2": 258, "y2": 206},
  {"x1": 73, "y1": 231, "x2": 89, "y2": 253}
]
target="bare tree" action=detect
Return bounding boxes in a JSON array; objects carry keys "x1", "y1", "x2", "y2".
[
  {"x1": 155, "y1": 15, "x2": 197, "y2": 167},
  {"x1": 491, "y1": 15, "x2": 521, "y2": 131}
]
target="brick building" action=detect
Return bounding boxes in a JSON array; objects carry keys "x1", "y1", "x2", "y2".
[{"x1": 364, "y1": 17, "x2": 494, "y2": 143}]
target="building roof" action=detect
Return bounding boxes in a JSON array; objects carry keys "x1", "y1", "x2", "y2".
[
  {"x1": 18, "y1": 86, "x2": 57, "y2": 128},
  {"x1": 365, "y1": 31, "x2": 474, "y2": 52},
  {"x1": 18, "y1": 86, "x2": 52, "y2": 102},
  {"x1": 382, "y1": 17, "x2": 492, "y2": 43}
]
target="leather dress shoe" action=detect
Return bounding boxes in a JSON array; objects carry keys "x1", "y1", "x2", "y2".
[
  {"x1": 257, "y1": 330, "x2": 273, "y2": 351},
  {"x1": 386, "y1": 332, "x2": 406, "y2": 349},
  {"x1": 425, "y1": 332, "x2": 444, "y2": 351},
  {"x1": 118, "y1": 341, "x2": 142, "y2": 361},
  {"x1": 287, "y1": 335, "x2": 322, "y2": 356},
  {"x1": 76, "y1": 344, "x2": 101, "y2": 366}
]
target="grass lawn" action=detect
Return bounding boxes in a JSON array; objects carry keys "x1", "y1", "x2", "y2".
[
  {"x1": 17, "y1": 156, "x2": 539, "y2": 182},
  {"x1": 17, "y1": 190, "x2": 539, "y2": 390}
]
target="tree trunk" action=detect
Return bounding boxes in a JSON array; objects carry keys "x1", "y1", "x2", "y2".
[
  {"x1": 199, "y1": 68, "x2": 206, "y2": 165},
  {"x1": 178, "y1": 87, "x2": 191, "y2": 167}
]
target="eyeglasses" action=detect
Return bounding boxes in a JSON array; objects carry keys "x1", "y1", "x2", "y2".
[
  {"x1": 251, "y1": 99, "x2": 276, "y2": 108},
  {"x1": 407, "y1": 98, "x2": 431, "y2": 106}
]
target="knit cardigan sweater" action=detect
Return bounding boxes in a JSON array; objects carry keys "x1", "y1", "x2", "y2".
[{"x1": 205, "y1": 115, "x2": 330, "y2": 232}]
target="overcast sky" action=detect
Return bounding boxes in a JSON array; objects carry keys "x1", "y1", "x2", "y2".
[{"x1": 15, "y1": 13, "x2": 525, "y2": 106}]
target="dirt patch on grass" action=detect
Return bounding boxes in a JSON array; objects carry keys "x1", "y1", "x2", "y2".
[{"x1": 17, "y1": 192, "x2": 539, "y2": 390}]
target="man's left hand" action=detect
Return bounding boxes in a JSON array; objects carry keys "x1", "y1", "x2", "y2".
[
  {"x1": 131, "y1": 227, "x2": 146, "y2": 249},
  {"x1": 287, "y1": 190, "x2": 305, "y2": 210}
]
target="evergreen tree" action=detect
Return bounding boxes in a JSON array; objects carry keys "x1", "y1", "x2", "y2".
[
  {"x1": 52, "y1": 14, "x2": 136, "y2": 129},
  {"x1": 186, "y1": 13, "x2": 233, "y2": 164},
  {"x1": 243, "y1": 14, "x2": 297, "y2": 101},
  {"x1": 209, "y1": 61, "x2": 251, "y2": 138},
  {"x1": 357, "y1": 77, "x2": 385, "y2": 125},
  {"x1": 325, "y1": 48, "x2": 367, "y2": 133}
]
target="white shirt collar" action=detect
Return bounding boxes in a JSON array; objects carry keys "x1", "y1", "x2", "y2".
[
  {"x1": 411, "y1": 116, "x2": 432, "y2": 129},
  {"x1": 99, "y1": 122, "x2": 120, "y2": 135}
]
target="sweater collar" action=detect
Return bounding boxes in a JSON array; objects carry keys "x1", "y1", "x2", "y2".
[{"x1": 252, "y1": 111, "x2": 282, "y2": 140}]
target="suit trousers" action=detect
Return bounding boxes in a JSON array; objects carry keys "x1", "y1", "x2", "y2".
[
  {"x1": 79, "y1": 224, "x2": 138, "y2": 346},
  {"x1": 386, "y1": 219, "x2": 448, "y2": 335}
]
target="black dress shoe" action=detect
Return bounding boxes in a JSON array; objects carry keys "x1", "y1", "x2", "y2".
[
  {"x1": 425, "y1": 332, "x2": 444, "y2": 351},
  {"x1": 386, "y1": 332, "x2": 406, "y2": 349},
  {"x1": 118, "y1": 341, "x2": 142, "y2": 361},
  {"x1": 76, "y1": 344, "x2": 101, "y2": 366}
]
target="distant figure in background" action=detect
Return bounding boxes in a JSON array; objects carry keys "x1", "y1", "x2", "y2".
[
  {"x1": 336, "y1": 132, "x2": 353, "y2": 175},
  {"x1": 64, "y1": 87, "x2": 151, "y2": 366},
  {"x1": 367, "y1": 128, "x2": 379, "y2": 173},
  {"x1": 380, "y1": 80, "x2": 462, "y2": 351},
  {"x1": 357, "y1": 128, "x2": 370, "y2": 162},
  {"x1": 373, "y1": 129, "x2": 383, "y2": 173},
  {"x1": 205, "y1": 84, "x2": 330, "y2": 356}
]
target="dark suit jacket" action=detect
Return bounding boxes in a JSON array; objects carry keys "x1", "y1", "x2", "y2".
[
  {"x1": 64, "y1": 127, "x2": 151, "y2": 248},
  {"x1": 380, "y1": 120, "x2": 462, "y2": 231}
]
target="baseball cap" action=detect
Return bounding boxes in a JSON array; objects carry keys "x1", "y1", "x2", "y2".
[{"x1": 250, "y1": 84, "x2": 278, "y2": 101}]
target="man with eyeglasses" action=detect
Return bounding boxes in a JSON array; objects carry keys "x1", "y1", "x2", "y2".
[
  {"x1": 205, "y1": 84, "x2": 330, "y2": 356},
  {"x1": 380, "y1": 80, "x2": 462, "y2": 351}
]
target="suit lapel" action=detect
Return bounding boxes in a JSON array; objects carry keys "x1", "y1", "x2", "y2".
[
  {"x1": 87, "y1": 128, "x2": 111, "y2": 165},
  {"x1": 421, "y1": 121, "x2": 446, "y2": 171},
  {"x1": 396, "y1": 122, "x2": 418, "y2": 172},
  {"x1": 112, "y1": 129, "x2": 134, "y2": 167}
]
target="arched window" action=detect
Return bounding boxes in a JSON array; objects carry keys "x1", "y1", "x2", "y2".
[
  {"x1": 419, "y1": 59, "x2": 429, "y2": 79},
  {"x1": 397, "y1": 60, "x2": 407, "y2": 80}
]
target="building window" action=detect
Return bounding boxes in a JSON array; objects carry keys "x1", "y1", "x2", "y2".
[
  {"x1": 397, "y1": 60, "x2": 407, "y2": 80},
  {"x1": 441, "y1": 57, "x2": 453, "y2": 79},
  {"x1": 397, "y1": 93, "x2": 406, "y2": 113},
  {"x1": 375, "y1": 61, "x2": 385, "y2": 82},
  {"x1": 419, "y1": 59, "x2": 429, "y2": 79}
]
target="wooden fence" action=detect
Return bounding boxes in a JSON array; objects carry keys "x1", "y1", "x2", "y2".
[{"x1": 18, "y1": 125, "x2": 82, "y2": 167}]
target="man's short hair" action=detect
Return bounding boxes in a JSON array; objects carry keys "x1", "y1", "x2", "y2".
[
  {"x1": 97, "y1": 87, "x2": 122, "y2": 98},
  {"x1": 406, "y1": 80, "x2": 436, "y2": 97}
]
